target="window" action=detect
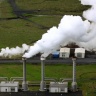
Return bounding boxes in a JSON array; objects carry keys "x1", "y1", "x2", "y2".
[
  {"x1": 60, "y1": 88, "x2": 65, "y2": 92},
  {"x1": 11, "y1": 87, "x2": 15, "y2": 92},
  {"x1": 5, "y1": 89, "x2": 7, "y2": 92},
  {"x1": 77, "y1": 53, "x2": 82, "y2": 58},
  {"x1": 62, "y1": 53, "x2": 66, "y2": 58}
]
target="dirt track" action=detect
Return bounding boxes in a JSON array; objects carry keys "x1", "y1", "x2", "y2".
[{"x1": 7, "y1": 0, "x2": 49, "y2": 29}]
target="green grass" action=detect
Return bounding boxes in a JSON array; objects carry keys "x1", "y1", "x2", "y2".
[
  {"x1": 16, "y1": 0, "x2": 89, "y2": 15},
  {"x1": 0, "y1": 63, "x2": 96, "y2": 96},
  {"x1": 0, "y1": 0, "x2": 15, "y2": 18},
  {"x1": 0, "y1": 15, "x2": 62, "y2": 48}
]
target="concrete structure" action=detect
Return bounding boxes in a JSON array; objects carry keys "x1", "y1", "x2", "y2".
[
  {"x1": 0, "y1": 81, "x2": 19, "y2": 92},
  {"x1": 75, "y1": 48, "x2": 85, "y2": 58},
  {"x1": 60, "y1": 48, "x2": 70, "y2": 58},
  {"x1": 71, "y1": 58, "x2": 77, "y2": 92},
  {"x1": 22, "y1": 57, "x2": 28, "y2": 91},
  {"x1": 40, "y1": 56, "x2": 46, "y2": 91},
  {"x1": 49, "y1": 82, "x2": 68, "y2": 93}
]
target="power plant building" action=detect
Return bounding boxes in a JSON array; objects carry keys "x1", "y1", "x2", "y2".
[
  {"x1": 75, "y1": 48, "x2": 85, "y2": 58},
  {"x1": 0, "y1": 81, "x2": 19, "y2": 92},
  {"x1": 60, "y1": 48, "x2": 70, "y2": 58},
  {"x1": 49, "y1": 82, "x2": 68, "y2": 93}
]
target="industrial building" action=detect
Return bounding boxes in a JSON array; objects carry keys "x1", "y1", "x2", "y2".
[
  {"x1": 0, "y1": 81, "x2": 19, "y2": 92},
  {"x1": 0, "y1": 56, "x2": 83, "y2": 96},
  {"x1": 75, "y1": 48, "x2": 85, "y2": 58},
  {"x1": 60, "y1": 48, "x2": 70, "y2": 58},
  {"x1": 49, "y1": 82, "x2": 68, "y2": 93}
]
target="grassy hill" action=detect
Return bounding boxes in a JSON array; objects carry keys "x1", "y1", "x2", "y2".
[
  {"x1": 0, "y1": 0, "x2": 90, "y2": 48},
  {"x1": 15, "y1": 0, "x2": 88, "y2": 15}
]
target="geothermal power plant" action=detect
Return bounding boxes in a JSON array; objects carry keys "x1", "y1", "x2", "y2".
[
  {"x1": 0, "y1": 0, "x2": 96, "y2": 96},
  {"x1": 0, "y1": 55, "x2": 83, "y2": 96}
]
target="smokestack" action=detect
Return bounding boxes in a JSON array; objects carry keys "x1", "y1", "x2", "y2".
[
  {"x1": 40, "y1": 56, "x2": 46, "y2": 91},
  {"x1": 71, "y1": 57, "x2": 77, "y2": 92},
  {"x1": 22, "y1": 57, "x2": 28, "y2": 91}
]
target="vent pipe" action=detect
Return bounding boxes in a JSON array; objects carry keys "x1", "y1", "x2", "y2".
[
  {"x1": 40, "y1": 56, "x2": 46, "y2": 91},
  {"x1": 71, "y1": 57, "x2": 77, "y2": 92},
  {"x1": 22, "y1": 57, "x2": 28, "y2": 91}
]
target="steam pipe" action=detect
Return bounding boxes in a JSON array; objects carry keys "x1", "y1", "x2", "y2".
[
  {"x1": 10, "y1": 77, "x2": 23, "y2": 82},
  {"x1": 22, "y1": 57, "x2": 28, "y2": 91},
  {"x1": 71, "y1": 57, "x2": 77, "y2": 92},
  {"x1": 0, "y1": 77, "x2": 8, "y2": 82},
  {"x1": 60, "y1": 78, "x2": 72, "y2": 82},
  {"x1": 40, "y1": 56, "x2": 46, "y2": 91},
  {"x1": 44, "y1": 77, "x2": 57, "y2": 82}
]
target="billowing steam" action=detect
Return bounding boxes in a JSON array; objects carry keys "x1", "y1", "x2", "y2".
[
  {"x1": 80, "y1": 0, "x2": 96, "y2": 22},
  {"x1": 23, "y1": 0, "x2": 96, "y2": 58},
  {"x1": 0, "y1": 0, "x2": 96, "y2": 58},
  {"x1": 0, "y1": 44, "x2": 29, "y2": 58},
  {"x1": 77, "y1": 0, "x2": 96, "y2": 51}
]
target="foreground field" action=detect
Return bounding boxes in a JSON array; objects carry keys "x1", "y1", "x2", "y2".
[{"x1": 0, "y1": 63, "x2": 95, "y2": 96}]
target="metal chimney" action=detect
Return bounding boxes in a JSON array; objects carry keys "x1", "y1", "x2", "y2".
[
  {"x1": 22, "y1": 57, "x2": 28, "y2": 91},
  {"x1": 71, "y1": 57, "x2": 77, "y2": 92},
  {"x1": 40, "y1": 56, "x2": 46, "y2": 91}
]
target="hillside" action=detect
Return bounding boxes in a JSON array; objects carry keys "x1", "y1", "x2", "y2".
[{"x1": 0, "y1": 0, "x2": 89, "y2": 48}]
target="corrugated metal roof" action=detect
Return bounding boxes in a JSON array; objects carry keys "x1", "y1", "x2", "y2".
[{"x1": 75, "y1": 48, "x2": 85, "y2": 53}]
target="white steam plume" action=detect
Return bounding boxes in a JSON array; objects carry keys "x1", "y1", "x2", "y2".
[
  {"x1": 0, "y1": 44, "x2": 29, "y2": 58},
  {"x1": 80, "y1": 0, "x2": 96, "y2": 22},
  {"x1": 23, "y1": 0, "x2": 96, "y2": 58},
  {"x1": 80, "y1": 0, "x2": 96, "y2": 5},
  {"x1": 78, "y1": 0, "x2": 96, "y2": 51}
]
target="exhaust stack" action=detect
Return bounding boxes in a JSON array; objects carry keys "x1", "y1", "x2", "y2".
[
  {"x1": 40, "y1": 56, "x2": 46, "y2": 91},
  {"x1": 22, "y1": 57, "x2": 28, "y2": 91},
  {"x1": 71, "y1": 57, "x2": 77, "y2": 92}
]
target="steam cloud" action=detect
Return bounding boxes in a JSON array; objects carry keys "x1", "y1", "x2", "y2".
[
  {"x1": 0, "y1": 0, "x2": 96, "y2": 58},
  {"x1": 78, "y1": 0, "x2": 96, "y2": 51},
  {"x1": 0, "y1": 44, "x2": 29, "y2": 58},
  {"x1": 23, "y1": 0, "x2": 96, "y2": 58}
]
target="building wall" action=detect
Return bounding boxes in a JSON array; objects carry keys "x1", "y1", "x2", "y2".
[
  {"x1": 0, "y1": 86, "x2": 18, "y2": 92},
  {"x1": 60, "y1": 52, "x2": 70, "y2": 58},
  {"x1": 75, "y1": 53, "x2": 85, "y2": 58}
]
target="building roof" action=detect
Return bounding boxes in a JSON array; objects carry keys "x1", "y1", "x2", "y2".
[
  {"x1": 75, "y1": 48, "x2": 85, "y2": 53},
  {"x1": 50, "y1": 82, "x2": 68, "y2": 87},
  {"x1": 0, "y1": 82, "x2": 19, "y2": 87},
  {"x1": 60, "y1": 48, "x2": 70, "y2": 53}
]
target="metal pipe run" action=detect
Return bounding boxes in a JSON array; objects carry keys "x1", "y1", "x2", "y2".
[
  {"x1": 60, "y1": 78, "x2": 72, "y2": 82},
  {"x1": 71, "y1": 57, "x2": 77, "y2": 92},
  {"x1": 44, "y1": 77, "x2": 57, "y2": 82},
  {"x1": 0, "y1": 77, "x2": 8, "y2": 82},
  {"x1": 10, "y1": 77, "x2": 23, "y2": 82},
  {"x1": 22, "y1": 57, "x2": 28, "y2": 91},
  {"x1": 40, "y1": 56, "x2": 46, "y2": 91}
]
